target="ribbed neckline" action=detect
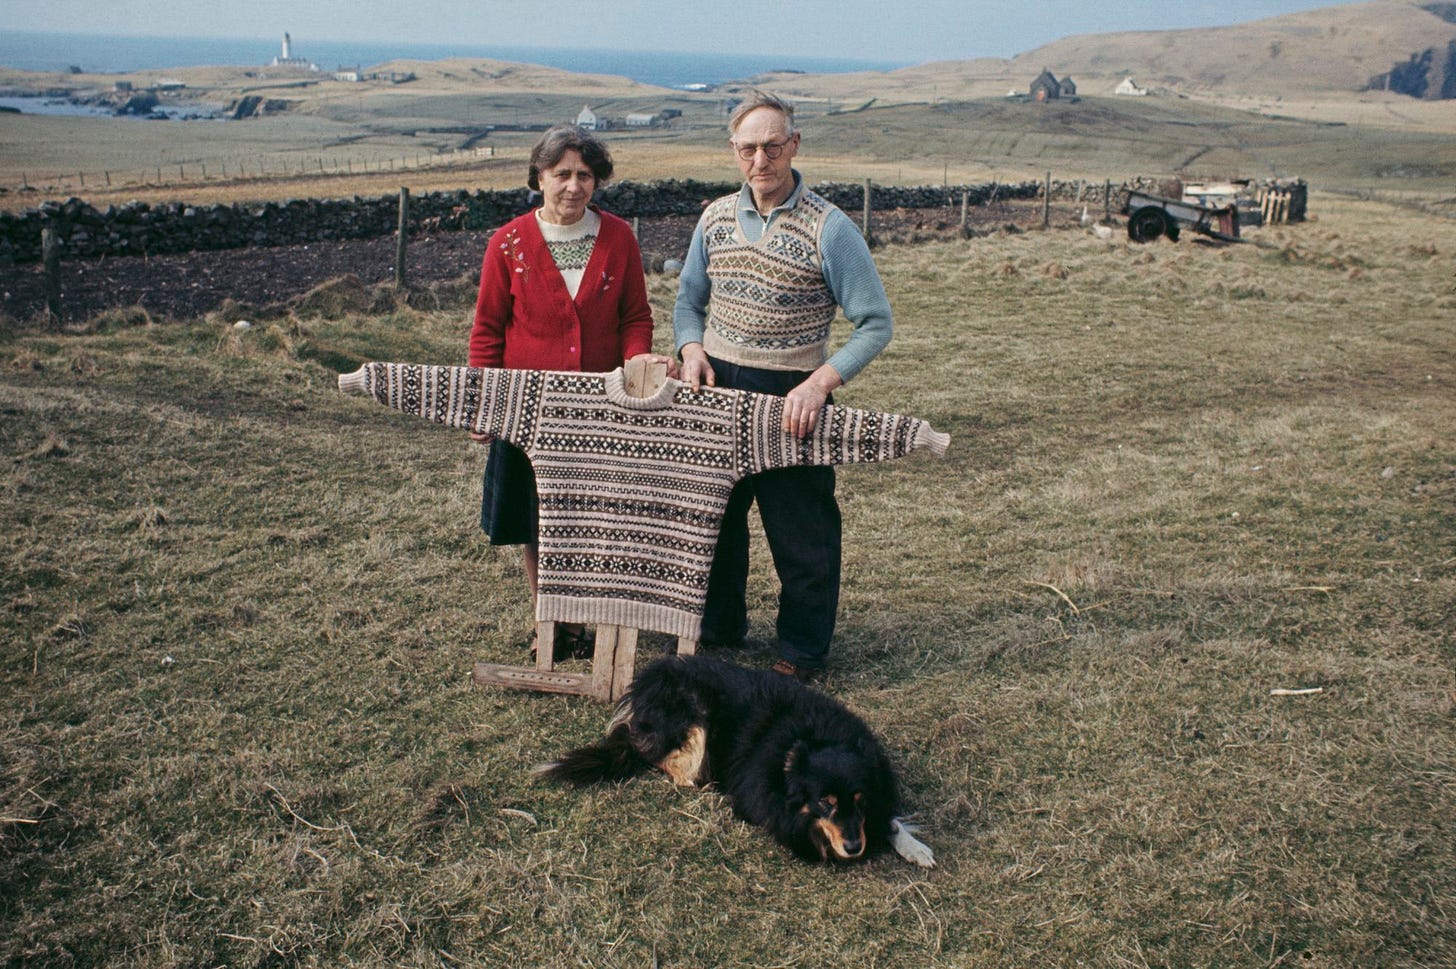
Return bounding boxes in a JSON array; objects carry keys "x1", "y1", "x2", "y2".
[{"x1": 603, "y1": 367, "x2": 681, "y2": 410}]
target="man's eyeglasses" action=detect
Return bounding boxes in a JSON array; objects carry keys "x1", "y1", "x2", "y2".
[{"x1": 731, "y1": 138, "x2": 793, "y2": 161}]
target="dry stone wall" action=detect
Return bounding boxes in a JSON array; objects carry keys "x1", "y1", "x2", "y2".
[{"x1": 1, "y1": 177, "x2": 1080, "y2": 266}]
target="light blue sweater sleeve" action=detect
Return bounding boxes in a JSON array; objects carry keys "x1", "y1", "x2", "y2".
[
  {"x1": 672, "y1": 215, "x2": 712, "y2": 355},
  {"x1": 818, "y1": 207, "x2": 893, "y2": 383}
]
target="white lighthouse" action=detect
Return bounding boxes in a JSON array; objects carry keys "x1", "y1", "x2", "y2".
[{"x1": 270, "y1": 32, "x2": 317, "y2": 70}]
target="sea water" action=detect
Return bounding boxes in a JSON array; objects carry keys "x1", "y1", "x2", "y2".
[{"x1": 0, "y1": 30, "x2": 908, "y2": 90}]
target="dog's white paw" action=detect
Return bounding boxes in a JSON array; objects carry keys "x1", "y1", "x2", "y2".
[{"x1": 890, "y1": 817, "x2": 936, "y2": 868}]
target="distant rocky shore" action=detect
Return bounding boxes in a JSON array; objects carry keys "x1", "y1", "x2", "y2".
[{"x1": 0, "y1": 87, "x2": 223, "y2": 119}]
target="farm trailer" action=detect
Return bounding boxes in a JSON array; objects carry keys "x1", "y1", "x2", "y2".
[{"x1": 1122, "y1": 189, "x2": 1241, "y2": 243}]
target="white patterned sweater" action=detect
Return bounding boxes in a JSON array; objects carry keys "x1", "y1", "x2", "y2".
[{"x1": 339, "y1": 363, "x2": 950, "y2": 640}]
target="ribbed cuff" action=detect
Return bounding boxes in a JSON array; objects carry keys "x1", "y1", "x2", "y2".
[
  {"x1": 338, "y1": 366, "x2": 369, "y2": 395},
  {"x1": 916, "y1": 424, "x2": 951, "y2": 456}
]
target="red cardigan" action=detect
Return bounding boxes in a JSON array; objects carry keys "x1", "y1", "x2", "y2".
[{"x1": 469, "y1": 208, "x2": 654, "y2": 371}]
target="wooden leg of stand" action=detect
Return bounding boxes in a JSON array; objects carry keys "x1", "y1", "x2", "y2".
[
  {"x1": 590, "y1": 625, "x2": 618, "y2": 700},
  {"x1": 610, "y1": 627, "x2": 639, "y2": 702},
  {"x1": 535, "y1": 620, "x2": 556, "y2": 672}
]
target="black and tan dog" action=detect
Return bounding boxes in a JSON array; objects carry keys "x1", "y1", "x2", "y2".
[{"x1": 537, "y1": 654, "x2": 934, "y2": 866}]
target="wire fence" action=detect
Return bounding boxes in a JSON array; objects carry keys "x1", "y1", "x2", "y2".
[{"x1": 4, "y1": 145, "x2": 516, "y2": 197}]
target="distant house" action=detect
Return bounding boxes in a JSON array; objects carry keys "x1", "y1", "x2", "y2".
[
  {"x1": 333, "y1": 67, "x2": 362, "y2": 83},
  {"x1": 576, "y1": 104, "x2": 599, "y2": 129},
  {"x1": 1115, "y1": 77, "x2": 1148, "y2": 96},
  {"x1": 1059, "y1": 76, "x2": 1077, "y2": 97},
  {"x1": 625, "y1": 112, "x2": 659, "y2": 127},
  {"x1": 1029, "y1": 69, "x2": 1061, "y2": 101}
]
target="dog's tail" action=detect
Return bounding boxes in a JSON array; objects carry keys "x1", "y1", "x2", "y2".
[{"x1": 533, "y1": 723, "x2": 650, "y2": 785}]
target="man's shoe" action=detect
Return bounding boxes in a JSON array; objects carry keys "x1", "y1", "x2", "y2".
[{"x1": 771, "y1": 658, "x2": 813, "y2": 682}]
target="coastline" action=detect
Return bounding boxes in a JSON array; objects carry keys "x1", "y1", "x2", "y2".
[{"x1": 0, "y1": 30, "x2": 911, "y2": 90}]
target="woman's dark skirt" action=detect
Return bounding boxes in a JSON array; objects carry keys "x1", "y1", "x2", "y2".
[{"x1": 480, "y1": 439, "x2": 538, "y2": 545}]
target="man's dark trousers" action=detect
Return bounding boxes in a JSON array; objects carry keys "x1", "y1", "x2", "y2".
[{"x1": 700, "y1": 355, "x2": 842, "y2": 670}]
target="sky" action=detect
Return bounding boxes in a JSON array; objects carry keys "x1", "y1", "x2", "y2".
[{"x1": 1, "y1": 0, "x2": 1366, "y2": 63}]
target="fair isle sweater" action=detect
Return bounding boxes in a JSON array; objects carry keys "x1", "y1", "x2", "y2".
[
  {"x1": 673, "y1": 173, "x2": 893, "y2": 381},
  {"x1": 339, "y1": 362, "x2": 949, "y2": 640}
]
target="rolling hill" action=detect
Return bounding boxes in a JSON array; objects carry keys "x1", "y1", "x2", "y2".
[{"x1": 743, "y1": 1, "x2": 1456, "y2": 104}]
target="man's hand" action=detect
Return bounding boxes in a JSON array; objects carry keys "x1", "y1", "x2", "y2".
[
  {"x1": 468, "y1": 431, "x2": 495, "y2": 446},
  {"x1": 783, "y1": 365, "x2": 844, "y2": 438},
  {"x1": 679, "y1": 343, "x2": 716, "y2": 392}
]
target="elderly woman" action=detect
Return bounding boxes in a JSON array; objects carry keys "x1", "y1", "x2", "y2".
[{"x1": 469, "y1": 124, "x2": 669, "y2": 657}]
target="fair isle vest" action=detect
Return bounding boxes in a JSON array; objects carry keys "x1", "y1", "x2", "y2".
[{"x1": 701, "y1": 188, "x2": 839, "y2": 372}]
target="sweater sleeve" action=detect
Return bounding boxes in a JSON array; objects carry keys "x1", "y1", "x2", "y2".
[
  {"x1": 338, "y1": 363, "x2": 540, "y2": 449},
  {"x1": 819, "y1": 209, "x2": 893, "y2": 383},
  {"x1": 469, "y1": 226, "x2": 516, "y2": 367},
  {"x1": 734, "y1": 391, "x2": 949, "y2": 477}
]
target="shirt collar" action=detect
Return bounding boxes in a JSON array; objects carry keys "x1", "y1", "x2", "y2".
[{"x1": 736, "y1": 170, "x2": 804, "y2": 217}]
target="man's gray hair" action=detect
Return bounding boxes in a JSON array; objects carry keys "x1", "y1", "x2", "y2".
[{"x1": 728, "y1": 91, "x2": 796, "y2": 135}]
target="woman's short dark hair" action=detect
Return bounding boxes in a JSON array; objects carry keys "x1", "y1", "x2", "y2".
[{"x1": 528, "y1": 124, "x2": 614, "y2": 191}]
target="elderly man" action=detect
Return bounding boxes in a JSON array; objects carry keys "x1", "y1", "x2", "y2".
[{"x1": 673, "y1": 90, "x2": 894, "y2": 681}]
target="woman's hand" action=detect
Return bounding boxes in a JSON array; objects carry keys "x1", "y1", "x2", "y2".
[{"x1": 468, "y1": 431, "x2": 495, "y2": 446}]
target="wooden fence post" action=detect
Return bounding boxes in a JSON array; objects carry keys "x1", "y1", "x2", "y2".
[
  {"x1": 862, "y1": 178, "x2": 873, "y2": 243},
  {"x1": 960, "y1": 189, "x2": 969, "y2": 232},
  {"x1": 1104, "y1": 179, "x2": 1112, "y2": 222},
  {"x1": 42, "y1": 226, "x2": 62, "y2": 325},
  {"x1": 1043, "y1": 171, "x2": 1052, "y2": 228},
  {"x1": 395, "y1": 187, "x2": 410, "y2": 290}
]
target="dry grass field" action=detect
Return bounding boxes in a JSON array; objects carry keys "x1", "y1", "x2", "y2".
[
  {"x1": 1, "y1": 194, "x2": 1452, "y2": 967},
  {"x1": 4, "y1": 91, "x2": 1456, "y2": 218}
]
